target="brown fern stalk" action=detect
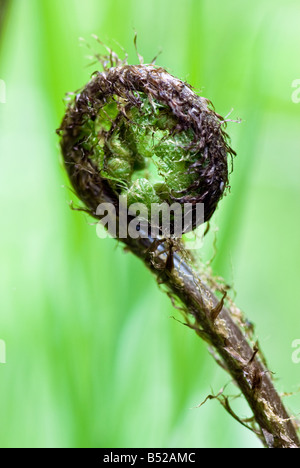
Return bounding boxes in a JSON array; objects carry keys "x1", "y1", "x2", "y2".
[{"x1": 125, "y1": 232, "x2": 300, "y2": 448}]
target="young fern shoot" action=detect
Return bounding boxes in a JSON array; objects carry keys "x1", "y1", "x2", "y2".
[{"x1": 57, "y1": 44, "x2": 300, "y2": 448}]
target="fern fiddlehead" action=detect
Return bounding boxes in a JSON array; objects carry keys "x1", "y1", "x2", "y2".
[{"x1": 57, "y1": 47, "x2": 300, "y2": 448}]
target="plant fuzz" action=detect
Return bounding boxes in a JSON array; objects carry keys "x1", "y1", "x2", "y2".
[{"x1": 58, "y1": 61, "x2": 235, "y2": 228}]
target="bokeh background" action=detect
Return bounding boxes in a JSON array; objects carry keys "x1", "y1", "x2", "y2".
[{"x1": 0, "y1": 0, "x2": 299, "y2": 448}]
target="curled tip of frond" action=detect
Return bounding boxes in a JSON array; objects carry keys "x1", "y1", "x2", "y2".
[{"x1": 58, "y1": 42, "x2": 236, "y2": 228}]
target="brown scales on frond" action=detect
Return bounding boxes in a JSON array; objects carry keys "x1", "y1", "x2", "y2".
[{"x1": 58, "y1": 63, "x2": 235, "y2": 223}]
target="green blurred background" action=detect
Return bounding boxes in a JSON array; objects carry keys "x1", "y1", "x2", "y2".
[{"x1": 0, "y1": 0, "x2": 299, "y2": 448}]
